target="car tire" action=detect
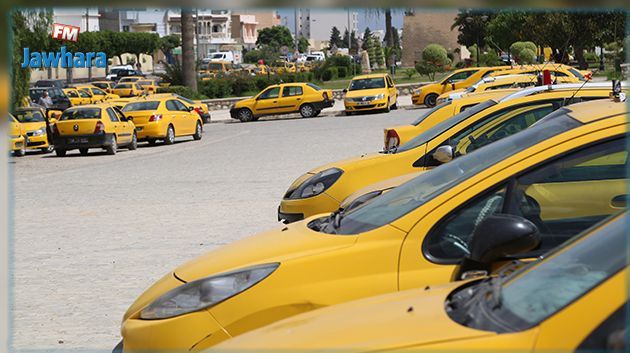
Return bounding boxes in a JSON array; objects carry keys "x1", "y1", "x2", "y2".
[
  {"x1": 392, "y1": 99, "x2": 399, "y2": 110},
  {"x1": 164, "y1": 125, "x2": 175, "y2": 145},
  {"x1": 128, "y1": 132, "x2": 138, "y2": 150},
  {"x1": 14, "y1": 146, "x2": 25, "y2": 157},
  {"x1": 344, "y1": 111, "x2": 352, "y2": 116},
  {"x1": 384, "y1": 99, "x2": 391, "y2": 113},
  {"x1": 299, "y1": 104, "x2": 316, "y2": 118},
  {"x1": 106, "y1": 135, "x2": 117, "y2": 155},
  {"x1": 424, "y1": 93, "x2": 438, "y2": 108},
  {"x1": 314, "y1": 110, "x2": 321, "y2": 117},
  {"x1": 238, "y1": 108, "x2": 254, "y2": 122},
  {"x1": 193, "y1": 122, "x2": 203, "y2": 141},
  {"x1": 55, "y1": 149, "x2": 66, "y2": 157},
  {"x1": 79, "y1": 148, "x2": 89, "y2": 156}
]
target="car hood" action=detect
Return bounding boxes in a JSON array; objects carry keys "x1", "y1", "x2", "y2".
[
  {"x1": 21, "y1": 121, "x2": 46, "y2": 132},
  {"x1": 124, "y1": 220, "x2": 357, "y2": 321},
  {"x1": 345, "y1": 88, "x2": 388, "y2": 99},
  {"x1": 211, "y1": 281, "x2": 494, "y2": 352},
  {"x1": 235, "y1": 97, "x2": 256, "y2": 107},
  {"x1": 307, "y1": 152, "x2": 393, "y2": 174}
]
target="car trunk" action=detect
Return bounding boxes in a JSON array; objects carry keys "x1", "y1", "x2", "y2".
[
  {"x1": 56, "y1": 119, "x2": 101, "y2": 135},
  {"x1": 123, "y1": 111, "x2": 154, "y2": 126}
]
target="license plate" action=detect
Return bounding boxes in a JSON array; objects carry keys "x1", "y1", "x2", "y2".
[
  {"x1": 68, "y1": 137, "x2": 88, "y2": 144},
  {"x1": 357, "y1": 101, "x2": 371, "y2": 106}
]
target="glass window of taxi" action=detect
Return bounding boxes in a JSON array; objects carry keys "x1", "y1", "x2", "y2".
[{"x1": 258, "y1": 87, "x2": 280, "y2": 99}]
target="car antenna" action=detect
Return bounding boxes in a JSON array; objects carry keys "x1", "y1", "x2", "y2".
[{"x1": 563, "y1": 75, "x2": 591, "y2": 106}]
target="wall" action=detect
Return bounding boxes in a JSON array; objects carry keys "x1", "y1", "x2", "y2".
[{"x1": 401, "y1": 10, "x2": 460, "y2": 67}]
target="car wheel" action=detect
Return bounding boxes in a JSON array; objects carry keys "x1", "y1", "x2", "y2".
[
  {"x1": 344, "y1": 111, "x2": 352, "y2": 116},
  {"x1": 238, "y1": 108, "x2": 254, "y2": 122},
  {"x1": 299, "y1": 104, "x2": 315, "y2": 118},
  {"x1": 14, "y1": 146, "x2": 25, "y2": 157},
  {"x1": 79, "y1": 148, "x2": 89, "y2": 156},
  {"x1": 193, "y1": 122, "x2": 203, "y2": 141},
  {"x1": 106, "y1": 135, "x2": 117, "y2": 155},
  {"x1": 384, "y1": 99, "x2": 391, "y2": 113},
  {"x1": 392, "y1": 99, "x2": 399, "y2": 110},
  {"x1": 55, "y1": 149, "x2": 66, "y2": 157},
  {"x1": 128, "y1": 132, "x2": 138, "y2": 150},
  {"x1": 424, "y1": 93, "x2": 438, "y2": 108},
  {"x1": 164, "y1": 125, "x2": 175, "y2": 145}
]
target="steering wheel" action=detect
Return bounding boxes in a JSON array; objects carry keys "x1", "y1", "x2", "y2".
[{"x1": 443, "y1": 233, "x2": 470, "y2": 255}]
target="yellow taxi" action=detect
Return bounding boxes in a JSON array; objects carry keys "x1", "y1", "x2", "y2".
[
  {"x1": 118, "y1": 76, "x2": 143, "y2": 84},
  {"x1": 412, "y1": 66, "x2": 509, "y2": 107},
  {"x1": 136, "y1": 79, "x2": 160, "y2": 94},
  {"x1": 121, "y1": 95, "x2": 203, "y2": 145},
  {"x1": 117, "y1": 96, "x2": 628, "y2": 352},
  {"x1": 343, "y1": 73, "x2": 398, "y2": 114},
  {"x1": 52, "y1": 103, "x2": 137, "y2": 156},
  {"x1": 13, "y1": 107, "x2": 54, "y2": 153},
  {"x1": 230, "y1": 83, "x2": 334, "y2": 122},
  {"x1": 488, "y1": 63, "x2": 586, "y2": 83},
  {"x1": 75, "y1": 84, "x2": 120, "y2": 101},
  {"x1": 211, "y1": 211, "x2": 627, "y2": 352},
  {"x1": 63, "y1": 87, "x2": 96, "y2": 105},
  {"x1": 435, "y1": 74, "x2": 566, "y2": 104},
  {"x1": 279, "y1": 83, "x2": 621, "y2": 222},
  {"x1": 384, "y1": 89, "x2": 517, "y2": 151},
  {"x1": 91, "y1": 81, "x2": 116, "y2": 94},
  {"x1": 253, "y1": 64, "x2": 272, "y2": 76},
  {"x1": 200, "y1": 61, "x2": 233, "y2": 79},
  {"x1": 9, "y1": 113, "x2": 26, "y2": 157},
  {"x1": 271, "y1": 60, "x2": 296, "y2": 74},
  {"x1": 149, "y1": 93, "x2": 211, "y2": 123},
  {"x1": 112, "y1": 83, "x2": 144, "y2": 97}
]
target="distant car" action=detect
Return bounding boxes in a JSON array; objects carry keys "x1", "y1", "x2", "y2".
[
  {"x1": 9, "y1": 113, "x2": 26, "y2": 157},
  {"x1": 34, "y1": 79, "x2": 66, "y2": 89},
  {"x1": 29, "y1": 87, "x2": 71, "y2": 111},
  {"x1": 343, "y1": 73, "x2": 398, "y2": 115},
  {"x1": 306, "y1": 51, "x2": 326, "y2": 62},
  {"x1": 74, "y1": 84, "x2": 120, "y2": 101},
  {"x1": 52, "y1": 103, "x2": 137, "y2": 156},
  {"x1": 63, "y1": 88, "x2": 97, "y2": 105},
  {"x1": 230, "y1": 83, "x2": 334, "y2": 122},
  {"x1": 107, "y1": 68, "x2": 143, "y2": 82},
  {"x1": 13, "y1": 107, "x2": 55, "y2": 153},
  {"x1": 106, "y1": 65, "x2": 134, "y2": 81},
  {"x1": 112, "y1": 83, "x2": 144, "y2": 97}
]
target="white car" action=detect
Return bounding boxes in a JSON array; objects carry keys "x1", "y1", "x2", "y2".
[{"x1": 106, "y1": 65, "x2": 135, "y2": 81}]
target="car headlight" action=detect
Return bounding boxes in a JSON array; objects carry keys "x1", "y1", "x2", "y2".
[
  {"x1": 287, "y1": 168, "x2": 343, "y2": 199},
  {"x1": 140, "y1": 263, "x2": 279, "y2": 320},
  {"x1": 375, "y1": 93, "x2": 385, "y2": 100},
  {"x1": 414, "y1": 89, "x2": 422, "y2": 95},
  {"x1": 31, "y1": 128, "x2": 46, "y2": 136}
]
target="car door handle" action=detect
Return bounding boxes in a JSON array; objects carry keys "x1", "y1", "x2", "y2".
[
  {"x1": 296, "y1": 98, "x2": 302, "y2": 101},
  {"x1": 273, "y1": 101, "x2": 277, "y2": 103},
  {"x1": 611, "y1": 195, "x2": 628, "y2": 208}
]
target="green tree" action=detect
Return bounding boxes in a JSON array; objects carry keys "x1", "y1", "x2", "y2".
[
  {"x1": 297, "y1": 37, "x2": 309, "y2": 53},
  {"x1": 256, "y1": 25, "x2": 294, "y2": 51},
  {"x1": 484, "y1": 12, "x2": 529, "y2": 62},
  {"x1": 361, "y1": 27, "x2": 372, "y2": 50},
  {"x1": 451, "y1": 10, "x2": 494, "y2": 48},
  {"x1": 415, "y1": 43, "x2": 451, "y2": 81},
  {"x1": 341, "y1": 29, "x2": 359, "y2": 54},
  {"x1": 373, "y1": 38, "x2": 385, "y2": 67},
  {"x1": 159, "y1": 34, "x2": 181, "y2": 63},
  {"x1": 329, "y1": 26, "x2": 342, "y2": 49}
]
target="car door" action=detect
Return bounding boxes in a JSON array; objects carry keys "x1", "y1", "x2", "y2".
[
  {"x1": 253, "y1": 87, "x2": 281, "y2": 115},
  {"x1": 65, "y1": 89, "x2": 80, "y2": 105},
  {"x1": 278, "y1": 85, "x2": 304, "y2": 113},
  {"x1": 105, "y1": 107, "x2": 130, "y2": 144},
  {"x1": 173, "y1": 99, "x2": 196, "y2": 134},
  {"x1": 397, "y1": 134, "x2": 628, "y2": 290},
  {"x1": 78, "y1": 89, "x2": 93, "y2": 104},
  {"x1": 113, "y1": 106, "x2": 135, "y2": 140},
  {"x1": 385, "y1": 76, "x2": 397, "y2": 102},
  {"x1": 165, "y1": 99, "x2": 189, "y2": 136},
  {"x1": 443, "y1": 70, "x2": 478, "y2": 93}
]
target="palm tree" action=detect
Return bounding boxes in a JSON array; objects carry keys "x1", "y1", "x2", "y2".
[{"x1": 181, "y1": 8, "x2": 197, "y2": 91}]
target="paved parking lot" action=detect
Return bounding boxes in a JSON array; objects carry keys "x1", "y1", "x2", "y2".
[{"x1": 10, "y1": 107, "x2": 425, "y2": 350}]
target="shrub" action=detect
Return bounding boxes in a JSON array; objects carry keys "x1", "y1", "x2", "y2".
[
  {"x1": 415, "y1": 43, "x2": 451, "y2": 81},
  {"x1": 230, "y1": 76, "x2": 256, "y2": 97},
  {"x1": 321, "y1": 67, "x2": 336, "y2": 81},
  {"x1": 404, "y1": 68, "x2": 416, "y2": 79},
  {"x1": 517, "y1": 48, "x2": 537, "y2": 64},
  {"x1": 336, "y1": 66, "x2": 348, "y2": 78},
  {"x1": 510, "y1": 41, "x2": 538, "y2": 64},
  {"x1": 584, "y1": 51, "x2": 599, "y2": 63},
  {"x1": 479, "y1": 51, "x2": 502, "y2": 66},
  {"x1": 157, "y1": 85, "x2": 207, "y2": 100}
]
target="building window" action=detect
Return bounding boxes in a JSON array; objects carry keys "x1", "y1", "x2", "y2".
[{"x1": 122, "y1": 25, "x2": 130, "y2": 32}]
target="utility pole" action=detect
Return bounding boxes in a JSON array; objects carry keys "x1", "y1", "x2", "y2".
[{"x1": 195, "y1": 9, "x2": 201, "y2": 60}]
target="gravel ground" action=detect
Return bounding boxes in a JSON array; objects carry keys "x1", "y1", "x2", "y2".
[{"x1": 10, "y1": 108, "x2": 425, "y2": 351}]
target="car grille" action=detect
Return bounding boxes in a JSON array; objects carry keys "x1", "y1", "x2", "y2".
[{"x1": 350, "y1": 96, "x2": 377, "y2": 102}]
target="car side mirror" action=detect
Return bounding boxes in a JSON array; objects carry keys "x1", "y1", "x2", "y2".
[
  {"x1": 188, "y1": 106, "x2": 195, "y2": 112},
  {"x1": 453, "y1": 214, "x2": 540, "y2": 281},
  {"x1": 433, "y1": 145, "x2": 453, "y2": 164}
]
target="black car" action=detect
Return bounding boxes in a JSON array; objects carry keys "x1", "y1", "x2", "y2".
[
  {"x1": 34, "y1": 79, "x2": 66, "y2": 89},
  {"x1": 29, "y1": 87, "x2": 71, "y2": 110}
]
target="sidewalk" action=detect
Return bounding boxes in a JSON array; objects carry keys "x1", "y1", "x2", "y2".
[{"x1": 209, "y1": 95, "x2": 416, "y2": 123}]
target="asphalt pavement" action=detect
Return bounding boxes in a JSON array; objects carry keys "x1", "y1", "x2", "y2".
[{"x1": 10, "y1": 106, "x2": 426, "y2": 350}]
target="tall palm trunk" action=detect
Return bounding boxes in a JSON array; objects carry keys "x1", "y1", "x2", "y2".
[
  {"x1": 181, "y1": 9, "x2": 197, "y2": 91},
  {"x1": 385, "y1": 9, "x2": 393, "y2": 48}
]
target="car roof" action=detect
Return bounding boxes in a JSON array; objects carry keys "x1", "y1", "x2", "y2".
[
  {"x1": 499, "y1": 82, "x2": 622, "y2": 102},
  {"x1": 352, "y1": 74, "x2": 388, "y2": 79},
  {"x1": 566, "y1": 97, "x2": 629, "y2": 124}
]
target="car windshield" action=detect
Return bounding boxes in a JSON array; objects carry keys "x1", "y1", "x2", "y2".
[
  {"x1": 211, "y1": 53, "x2": 224, "y2": 59},
  {"x1": 175, "y1": 95, "x2": 194, "y2": 104},
  {"x1": 307, "y1": 83, "x2": 322, "y2": 91},
  {"x1": 110, "y1": 68, "x2": 123, "y2": 75},
  {"x1": 568, "y1": 67, "x2": 586, "y2": 81},
  {"x1": 397, "y1": 100, "x2": 497, "y2": 153},
  {"x1": 330, "y1": 111, "x2": 582, "y2": 234},
  {"x1": 349, "y1": 78, "x2": 385, "y2": 91},
  {"x1": 122, "y1": 101, "x2": 160, "y2": 111},
  {"x1": 411, "y1": 102, "x2": 451, "y2": 126},
  {"x1": 14, "y1": 110, "x2": 45, "y2": 123},
  {"x1": 60, "y1": 108, "x2": 101, "y2": 120}
]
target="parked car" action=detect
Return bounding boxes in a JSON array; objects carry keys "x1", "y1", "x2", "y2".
[
  {"x1": 91, "y1": 81, "x2": 116, "y2": 94},
  {"x1": 279, "y1": 83, "x2": 622, "y2": 222},
  {"x1": 9, "y1": 113, "x2": 26, "y2": 157},
  {"x1": 63, "y1": 87, "x2": 97, "y2": 105},
  {"x1": 28, "y1": 87, "x2": 71, "y2": 111},
  {"x1": 343, "y1": 73, "x2": 398, "y2": 115},
  {"x1": 112, "y1": 83, "x2": 144, "y2": 97},
  {"x1": 74, "y1": 84, "x2": 120, "y2": 101},
  {"x1": 411, "y1": 66, "x2": 510, "y2": 107},
  {"x1": 34, "y1": 79, "x2": 66, "y2": 89},
  {"x1": 121, "y1": 95, "x2": 203, "y2": 145},
  {"x1": 106, "y1": 65, "x2": 134, "y2": 81},
  {"x1": 230, "y1": 83, "x2": 334, "y2": 122},
  {"x1": 13, "y1": 107, "x2": 54, "y2": 153},
  {"x1": 136, "y1": 79, "x2": 160, "y2": 94},
  {"x1": 212, "y1": 211, "x2": 628, "y2": 352},
  {"x1": 116, "y1": 96, "x2": 628, "y2": 352},
  {"x1": 52, "y1": 103, "x2": 137, "y2": 156}
]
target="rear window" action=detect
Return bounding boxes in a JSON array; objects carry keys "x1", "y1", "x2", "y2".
[
  {"x1": 123, "y1": 101, "x2": 160, "y2": 111},
  {"x1": 116, "y1": 84, "x2": 131, "y2": 89},
  {"x1": 60, "y1": 108, "x2": 102, "y2": 121},
  {"x1": 307, "y1": 83, "x2": 322, "y2": 91}
]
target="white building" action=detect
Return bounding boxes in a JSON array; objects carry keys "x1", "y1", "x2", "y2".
[
  {"x1": 53, "y1": 8, "x2": 100, "y2": 32},
  {"x1": 296, "y1": 9, "x2": 358, "y2": 44},
  {"x1": 167, "y1": 9, "x2": 236, "y2": 57}
]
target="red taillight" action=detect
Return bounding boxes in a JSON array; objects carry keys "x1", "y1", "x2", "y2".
[
  {"x1": 385, "y1": 129, "x2": 400, "y2": 150},
  {"x1": 94, "y1": 121, "x2": 105, "y2": 134},
  {"x1": 149, "y1": 114, "x2": 162, "y2": 122},
  {"x1": 194, "y1": 107, "x2": 203, "y2": 116}
]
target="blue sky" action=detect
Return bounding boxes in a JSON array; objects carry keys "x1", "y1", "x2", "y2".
[{"x1": 277, "y1": 9, "x2": 404, "y2": 34}]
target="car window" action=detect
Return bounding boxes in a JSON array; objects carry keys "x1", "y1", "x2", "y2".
[
  {"x1": 165, "y1": 100, "x2": 180, "y2": 111},
  {"x1": 446, "y1": 70, "x2": 477, "y2": 83},
  {"x1": 116, "y1": 84, "x2": 131, "y2": 89},
  {"x1": 307, "y1": 83, "x2": 322, "y2": 91},
  {"x1": 329, "y1": 111, "x2": 582, "y2": 235},
  {"x1": 91, "y1": 87, "x2": 106, "y2": 95},
  {"x1": 349, "y1": 78, "x2": 385, "y2": 91},
  {"x1": 259, "y1": 87, "x2": 280, "y2": 99},
  {"x1": 60, "y1": 108, "x2": 102, "y2": 120},
  {"x1": 66, "y1": 90, "x2": 78, "y2": 97},
  {"x1": 106, "y1": 108, "x2": 120, "y2": 122},
  {"x1": 173, "y1": 100, "x2": 189, "y2": 112},
  {"x1": 424, "y1": 136, "x2": 627, "y2": 262},
  {"x1": 282, "y1": 86, "x2": 303, "y2": 97},
  {"x1": 123, "y1": 101, "x2": 160, "y2": 112},
  {"x1": 78, "y1": 90, "x2": 91, "y2": 98},
  {"x1": 113, "y1": 107, "x2": 127, "y2": 121},
  {"x1": 14, "y1": 110, "x2": 45, "y2": 123}
]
